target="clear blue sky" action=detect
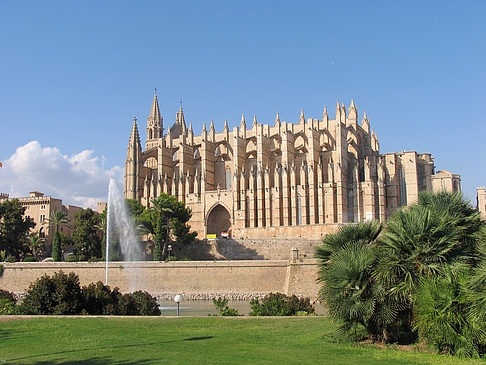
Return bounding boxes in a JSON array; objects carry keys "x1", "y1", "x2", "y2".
[{"x1": 0, "y1": 1, "x2": 485, "y2": 207}]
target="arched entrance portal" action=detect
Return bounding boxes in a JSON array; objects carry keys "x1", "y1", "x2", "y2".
[{"x1": 206, "y1": 204, "x2": 231, "y2": 238}]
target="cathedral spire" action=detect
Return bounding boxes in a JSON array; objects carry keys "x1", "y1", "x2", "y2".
[
  {"x1": 361, "y1": 110, "x2": 370, "y2": 133},
  {"x1": 148, "y1": 92, "x2": 162, "y2": 124},
  {"x1": 223, "y1": 119, "x2": 229, "y2": 132},
  {"x1": 129, "y1": 117, "x2": 141, "y2": 147},
  {"x1": 252, "y1": 114, "x2": 258, "y2": 128},
  {"x1": 240, "y1": 113, "x2": 246, "y2": 130},
  {"x1": 275, "y1": 112, "x2": 280, "y2": 126},
  {"x1": 322, "y1": 105, "x2": 329, "y2": 130},
  {"x1": 147, "y1": 91, "x2": 163, "y2": 142},
  {"x1": 300, "y1": 108, "x2": 305, "y2": 124}
]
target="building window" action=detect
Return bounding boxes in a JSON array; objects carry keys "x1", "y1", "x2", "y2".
[
  {"x1": 417, "y1": 164, "x2": 424, "y2": 192},
  {"x1": 297, "y1": 195, "x2": 302, "y2": 225},
  {"x1": 398, "y1": 167, "x2": 407, "y2": 207},
  {"x1": 40, "y1": 214, "x2": 46, "y2": 222},
  {"x1": 225, "y1": 168, "x2": 232, "y2": 190},
  {"x1": 41, "y1": 205, "x2": 46, "y2": 210},
  {"x1": 39, "y1": 227, "x2": 45, "y2": 238}
]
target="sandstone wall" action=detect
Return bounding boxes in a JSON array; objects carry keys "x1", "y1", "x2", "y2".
[
  {"x1": 175, "y1": 237, "x2": 326, "y2": 261},
  {"x1": 0, "y1": 259, "x2": 320, "y2": 299}
]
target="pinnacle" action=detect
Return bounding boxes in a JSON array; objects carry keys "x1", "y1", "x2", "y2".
[
  {"x1": 300, "y1": 109, "x2": 305, "y2": 123},
  {"x1": 253, "y1": 114, "x2": 257, "y2": 128},
  {"x1": 241, "y1": 113, "x2": 246, "y2": 123},
  {"x1": 224, "y1": 119, "x2": 229, "y2": 130},
  {"x1": 209, "y1": 119, "x2": 215, "y2": 131},
  {"x1": 275, "y1": 112, "x2": 280, "y2": 124},
  {"x1": 350, "y1": 98, "x2": 356, "y2": 109},
  {"x1": 148, "y1": 92, "x2": 162, "y2": 123}
]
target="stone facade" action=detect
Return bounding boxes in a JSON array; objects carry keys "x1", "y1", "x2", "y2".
[
  {"x1": 0, "y1": 191, "x2": 82, "y2": 244},
  {"x1": 124, "y1": 93, "x2": 460, "y2": 239},
  {"x1": 477, "y1": 187, "x2": 486, "y2": 219},
  {"x1": 0, "y1": 258, "x2": 320, "y2": 298}
]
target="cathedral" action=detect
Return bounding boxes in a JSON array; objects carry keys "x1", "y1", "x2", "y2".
[{"x1": 124, "y1": 93, "x2": 461, "y2": 240}]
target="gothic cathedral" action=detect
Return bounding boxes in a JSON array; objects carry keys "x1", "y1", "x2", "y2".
[{"x1": 124, "y1": 92, "x2": 460, "y2": 239}]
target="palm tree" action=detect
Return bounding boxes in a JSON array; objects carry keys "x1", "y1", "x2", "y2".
[
  {"x1": 150, "y1": 195, "x2": 174, "y2": 261},
  {"x1": 25, "y1": 232, "x2": 45, "y2": 261},
  {"x1": 315, "y1": 221, "x2": 394, "y2": 341},
  {"x1": 45, "y1": 210, "x2": 69, "y2": 261}
]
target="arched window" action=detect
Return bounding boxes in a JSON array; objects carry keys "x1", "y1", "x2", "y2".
[
  {"x1": 39, "y1": 227, "x2": 45, "y2": 239},
  {"x1": 148, "y1": 129, "x2": 153, "y2": 139}
]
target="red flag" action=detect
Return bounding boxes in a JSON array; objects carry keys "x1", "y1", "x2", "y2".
[{"x1": 0, "y1": 162, "x2": 2, "y2": 168}]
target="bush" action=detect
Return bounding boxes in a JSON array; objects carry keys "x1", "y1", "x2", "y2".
[
  {"x1": 0, "y1": 298, "x2": 15, "y2": 314},
  {"x1": 213, "y1": 297, "x2": 240, "y2": 316},
  {"x1": 249, "y1": 293, "x2": 315, "y2": 316},
  {"x1": 65, "y1": 254, "x2": 78, "y2": 262},
  {"x1": 23, "y1": 256, "x2": 35, "y2": 262},
  {"x1": 118, "y1": 291, "x2": 160, "y2": 316},
  {"x1": 22, "y1": 271, "x2": 83, "y2": 315},
  {"x1": 17, "y1": 270, "x2": 161, "y2": 316},
  {"x1": 82, "y1": 282, "x2": 122, "y2": 315},
  {"x1": 0, "y1": 289, "x2": 16, "y2": 303}
]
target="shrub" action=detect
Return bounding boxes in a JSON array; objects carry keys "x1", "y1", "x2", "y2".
[
  {"x1": 65, "y1": 254, "x2": 78, "y2": 262},
  {"x1": 414, "y1": 268, "x2": 486, "y2": 358},
  {"x1": 82, "y1": 282, "x2": 122, "y2": 315},
  {"x1": 213, "y1": 297, "x2": 239, "y2": 316},
  {"x1": 0, "y1": 298, "x2": 15, "y2": 314},
  {"x1": 23, "y1": 256, "x2": 35, "y2": 262},
  {"x1": 118, "y1": 291, "x2": 160, "y2": 316},
  {"x1": 249, "y1": 293, "x2": 315, "y2": 316},
  {"x1": 0, "y1": 289, "x2": 16, "y2": 303},
  {"x1": 0, "y1": 263, "x2": 3, "y2": 276},
  {"x1": 22, "y1": 271, "x2": 83, "y2": 314}
]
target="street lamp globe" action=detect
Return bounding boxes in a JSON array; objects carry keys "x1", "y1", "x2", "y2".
[{"x1": 174, "y1": 294, "x2": 183, "y2": 316}]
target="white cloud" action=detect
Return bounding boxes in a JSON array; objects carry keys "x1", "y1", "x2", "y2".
[{"x1": 0, "y1": 141, "x2": 122, "y2": 209}]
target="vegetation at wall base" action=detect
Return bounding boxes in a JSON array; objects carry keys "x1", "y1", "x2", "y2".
[
  {"x1": 315, "y1": 191, "x2": 486, "y2": 357},
  {"x1": 249, "y1": 292, "x2": 315, "y2": 316},
  {"x1": 14, "y1": 270, "x2": 161, "y2": 316},
  {"x1": 213, "y1": 297, "x2": 240, "y2": 316}
]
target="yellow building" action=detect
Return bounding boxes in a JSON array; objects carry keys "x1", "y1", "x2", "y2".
[{"x1": 0, "y1": 191, "x2": 82, "y2": 244}]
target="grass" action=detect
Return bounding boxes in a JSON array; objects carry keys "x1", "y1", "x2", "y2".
[{"x1": 0, "y1": 316, "x2": 483, "y2": 364}]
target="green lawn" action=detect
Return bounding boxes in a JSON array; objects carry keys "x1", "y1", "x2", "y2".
[{"x1": 0, "y1": 316, "x2": 483, "y2": 364}]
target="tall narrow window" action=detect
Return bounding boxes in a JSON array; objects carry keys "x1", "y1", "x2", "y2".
[
  {"x1": 225, "y1": 168, "x2": 232, "y2": 190},
  {"x1": 297, "y1": 195, "x2": 302, "y2": 225},
  {"x1": 417, "y1": 164, "x2": 424, "y2": 192},
  {"x1": 398, "y1": 167, "x2": 407, "y2": 207}
]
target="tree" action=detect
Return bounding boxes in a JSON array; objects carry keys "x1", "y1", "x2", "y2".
[
  {"x1": 45, "y1": 210, "x2": 69, "y2": 261},
  {"x1": 0, "y1": 199, "x2": 35, "y2": 260},
  {"x1": 149, "y1": 194, "x2": 197, "y2": 260},
  {"x1": 150, "y1": 195, "x2": 173, "y2": 261},
  {"x1": 25, "y1": 232, "x2": 45, "y2": 261},
  {"x1": 72, "y1": 209, "x2": 101, "y2": 261},
  {"x1": 315, "y1": 221, "x2": 396, "y2": 341},
  {"x1": 95, "y1": 208, "x2": 107, "y2": 260}
]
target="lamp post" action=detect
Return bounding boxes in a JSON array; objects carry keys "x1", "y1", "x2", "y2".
[{"x1": 174, "y1": 294, "x2": 182, "y2": 316}]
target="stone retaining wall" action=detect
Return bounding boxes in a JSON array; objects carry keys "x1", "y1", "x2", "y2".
[{"x1": 0, "y1": 259, "x2": 320, "y2": 299}]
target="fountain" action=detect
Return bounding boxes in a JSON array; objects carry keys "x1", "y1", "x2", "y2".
[{"x1": 105, "y1": 178, "x2": 143, "y2": 291}]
